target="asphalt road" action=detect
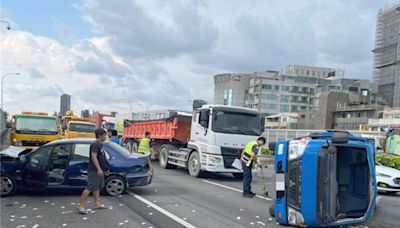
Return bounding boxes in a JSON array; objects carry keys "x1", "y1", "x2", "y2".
[{"x1": 1, "y1": 163, "x2": 399, "y2": 228}]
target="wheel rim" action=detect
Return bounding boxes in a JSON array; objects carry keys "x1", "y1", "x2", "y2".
[
  {"x1": 1, "y1": 176, "x2": 13, "y2": 195},
  {"x1": 106, "y1": 178, "x2": 124, "y2": 196},
  {"x1": 190, "y1": 155, "x2": 199, "y2": 174}
]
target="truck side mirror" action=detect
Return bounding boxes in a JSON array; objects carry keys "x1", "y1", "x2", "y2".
[
  {"x1": 199, "y1": 110, "x2": 209, "y2": 128},
  {"x1": 260, "y1": 117, "x2": 266, "y2": 132}
]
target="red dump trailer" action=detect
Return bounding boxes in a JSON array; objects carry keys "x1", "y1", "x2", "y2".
[{"x1": 122, "y1": 112, "x2": 192, "y2": 156}]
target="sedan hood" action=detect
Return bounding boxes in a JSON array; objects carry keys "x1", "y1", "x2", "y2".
[
  {"x1": 376, "y1": 165, "x2": 400, "y2": 177},
  {"x1": 0, "y1": 146, "x2": 25, "y2": 158}
]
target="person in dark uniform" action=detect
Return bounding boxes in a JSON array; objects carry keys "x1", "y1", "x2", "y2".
[{"x1": 241, "y1": 137, "x2": 266, "y2": 198}]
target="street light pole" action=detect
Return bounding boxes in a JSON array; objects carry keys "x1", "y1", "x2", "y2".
[
  {"x1": 1, "y1": 73, "x2": 20, "y2": 111},
  {"x1": 0, "y1": 20, "x2": 11, "y2": 30}
]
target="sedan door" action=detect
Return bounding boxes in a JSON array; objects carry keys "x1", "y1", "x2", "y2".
[
  {"x1": 67, "y1": 143, "x2": 91, "y2": 187},
  {"x1": 21, "y1": 145, "x2": 52, "y2": 187}
]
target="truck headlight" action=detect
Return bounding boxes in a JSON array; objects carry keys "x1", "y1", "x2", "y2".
[
  {"x1": 14, "y1": 140, "x2": 23, "y2": 146},
  {"x1": 288, "y1": 138, "x2": 309, "y2": 160},
  {"x1": 209, "y1": 155, "x2": 222, "y2": 164},
  {"x1": 287, "y1": 207, "x2": 305, "y2": 226}
]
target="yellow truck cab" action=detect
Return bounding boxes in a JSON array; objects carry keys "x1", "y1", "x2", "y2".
[
  {"x1": 10, "y1": 112, "x2": 59, "y2": 151},
  {"x1": 63, "y1": 120, "x2": 96, "y2": 138},
  {"x1": 61, "y1": 111, "x2": 96, "y2": 139}
]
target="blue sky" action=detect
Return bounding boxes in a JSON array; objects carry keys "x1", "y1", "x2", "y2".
[{"x1": 2, "y1": 0, "x2": 93, "y2": 43}]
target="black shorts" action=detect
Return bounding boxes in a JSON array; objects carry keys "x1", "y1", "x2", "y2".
[{"x1": 86, "y1": 171, "x2": 105, "y2": 191}]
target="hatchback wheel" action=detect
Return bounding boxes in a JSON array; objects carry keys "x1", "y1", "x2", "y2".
[
  {"x1": 105, "y1": 176, "x2": 126, "y2": 196},
  {"x1": 1, "y1": 174, "x2": 17, "y2": 197}
]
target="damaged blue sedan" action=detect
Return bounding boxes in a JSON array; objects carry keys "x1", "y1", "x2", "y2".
[{"x1": 1, "y1": 139, "x2": 153, "y2": 197}]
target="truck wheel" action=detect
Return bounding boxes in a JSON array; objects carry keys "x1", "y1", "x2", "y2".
[
  {"x1": 188, "y1": 152, "x2": 202, "y2": 178},
  {"x1": 159, "y1": 145, "x2": 177, "y2": 169},
  {"x1": 124, "y1": 140, "x2": 132, "y2": 152},
  {"x1": 232, "y1": 173, "x2": 244, "y2": 179},
  {"x1": 269, "y1": 204, "x2": 275, "y2": 217},
  {"x1": 1, "y1": 174, "x2": 17, "y2": 197}
]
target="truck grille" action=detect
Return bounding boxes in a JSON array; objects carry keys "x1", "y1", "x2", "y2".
[
  {"x1": 220, "y1": 147, "x2": 243, "y2": 169},
  {"x1": 394, "y1": 178, "x2": 400, "y2": 185},
  {"x1": 288, "y1": 159, "x2": 302, "y2": 209},
  {"x1": 22, "y1": 141, "x2": 48, "y2": 147}
]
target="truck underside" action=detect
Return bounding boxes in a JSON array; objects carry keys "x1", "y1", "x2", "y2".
[
  {"x1": 336, "y1": 146, "x2": 370, "y2": 219},
  {"x1": 318, "y1": 145, "x2": 371, "y2": 224}
]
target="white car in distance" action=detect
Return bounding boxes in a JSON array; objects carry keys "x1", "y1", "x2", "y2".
[{"x1": 376, "y1": 162, "x2": 400, "y2": 193}]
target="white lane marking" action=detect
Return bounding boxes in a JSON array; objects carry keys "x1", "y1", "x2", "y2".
[
  {"x1": 202, "y1": 180, "x2": 273, "y2": 201},
  {"x1": 376, "y1": 196, "x2": 382, "y2": 205},
  {"x1": 128, "y1": 192, "x2": 196, "y2": 228}
]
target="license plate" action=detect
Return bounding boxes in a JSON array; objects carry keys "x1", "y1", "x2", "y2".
[{"x1": 276, "y1": 173, "x2": 285, "y2": 191}]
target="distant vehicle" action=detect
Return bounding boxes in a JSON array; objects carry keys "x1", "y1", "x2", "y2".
[
  {"x1": 102, "y1": 116, "x2": 116, "y2": 131},
  {"x1": 61, "y1": 110, "x2": 96, "y2": 139},
  {"x1": 115, "y1": 113, "x2": 134, "y2": 136},
  {"x1": 10, "y1": 112, "x2": 59, "y2": 152},
  {"x1": 122, "y1": 100, "x2": 265, "y2": 178},
  {"x1": 376, "y1": 162, "x2": 400, "y2": 193},
  {"x1": 90, "y1": 112, "x2": 115, "y2": 130},
  {"x1": 384, "y1": 128, "x2": 400, "y2": 155},
  {"x1": 271, "y1": 131, "x2": 377, "y2": 227},
  {"x1": 0, "y1": 139, "x2": 152, "y2": 197}
]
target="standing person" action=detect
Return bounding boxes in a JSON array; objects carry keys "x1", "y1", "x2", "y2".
[
  {"x1": 241, "y1": 137, "x2": 266, "y2": 198},
  {"x1": 107, "y1": 129, "x2": 113, "y2": 140},
  {"x1": 77, "y1": 129, "x2": 110, "y2": 214},
  {"x1": 110, "y1": 129, "x2": 120, "y2": 145},
  {"x1": 138, "y1": 131, "x2": 152, "y2": 156}
]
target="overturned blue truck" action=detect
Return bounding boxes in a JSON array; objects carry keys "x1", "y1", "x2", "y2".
[{"x1": 271, "y1": 131, "x2": 377, "y2": 227}]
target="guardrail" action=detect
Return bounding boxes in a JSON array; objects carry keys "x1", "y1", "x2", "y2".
[{"x1": 263, "y1": 129, "x2": 386, "y2": 145}]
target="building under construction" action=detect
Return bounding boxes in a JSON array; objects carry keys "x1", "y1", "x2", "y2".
[{"x1": 373, "y1": 4, "x2": 400, "y2": 107}]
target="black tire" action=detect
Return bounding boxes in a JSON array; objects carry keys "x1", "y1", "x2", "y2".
[
  {"x1": 132, "y1": 142, "x2": 138, "y2": 154},
  {"x1": 159, "y1": 145, "x2": 177, "y2": 169},
  {"x1": 188, "y1": 152, "x2": 202, "y2": 178},
  {"x1": 269, "y1": 204, "x2": 275, "y2": 217},
  {"x1": 232, "y1": 173, "x2": 244, "y2": 179},
  {"x1": 1, "y1": 174, "x2": 17, "y2": 197},
  {"x1": 104, "y1": 175, "x2": 126, "y2": 196}
]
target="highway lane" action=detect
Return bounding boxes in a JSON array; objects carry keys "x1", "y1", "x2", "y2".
[
  {"x1": 2, "y1": 162, "x2": 399, "y2": 228},
  {"x1": 131, "y1": 163, "x2": 278, "y2": 228}
]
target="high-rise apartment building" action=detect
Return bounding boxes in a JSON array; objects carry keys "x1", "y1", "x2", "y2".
[
  {"x1": 60, "y1": 94, "x2": 71, "y2": 115},
  {"x1": 214, "y1": 73, "x2": 251, "y2": 107},
  {"x1": 373, "y1": 4, "x2": 400, "y2": 107}
]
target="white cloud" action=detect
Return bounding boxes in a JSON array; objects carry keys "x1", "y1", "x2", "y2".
[{"x1": 2, "y1": 0, "x2": 399, "y2": 115}]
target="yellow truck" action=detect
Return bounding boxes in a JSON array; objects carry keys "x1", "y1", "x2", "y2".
[
  {"x1": 10, "y1": 112, "x2": 60, "y2": 151},
  {"x1": 61, "y1": 111, "x2": 96, "y2": 139}
]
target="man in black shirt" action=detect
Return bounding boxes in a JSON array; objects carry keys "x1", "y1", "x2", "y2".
[{"x1": 78, "y1": 129, "x2": 109, "y2": 214}]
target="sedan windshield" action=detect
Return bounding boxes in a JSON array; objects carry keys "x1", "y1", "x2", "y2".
[
  {"x1": 16, "y1": 116, "x2": 58, "y2": 134},
  {"x1": 212, "y1": 111, "x2": 262, "y2": 136}
]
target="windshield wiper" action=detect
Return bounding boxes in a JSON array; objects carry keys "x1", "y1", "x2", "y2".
[
  {"x1": 237, "y1": 129, "x2": 260, "y2": 135},
  {"x1": 16, "y1": 128, "x2": 36, "y2": 133}
]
